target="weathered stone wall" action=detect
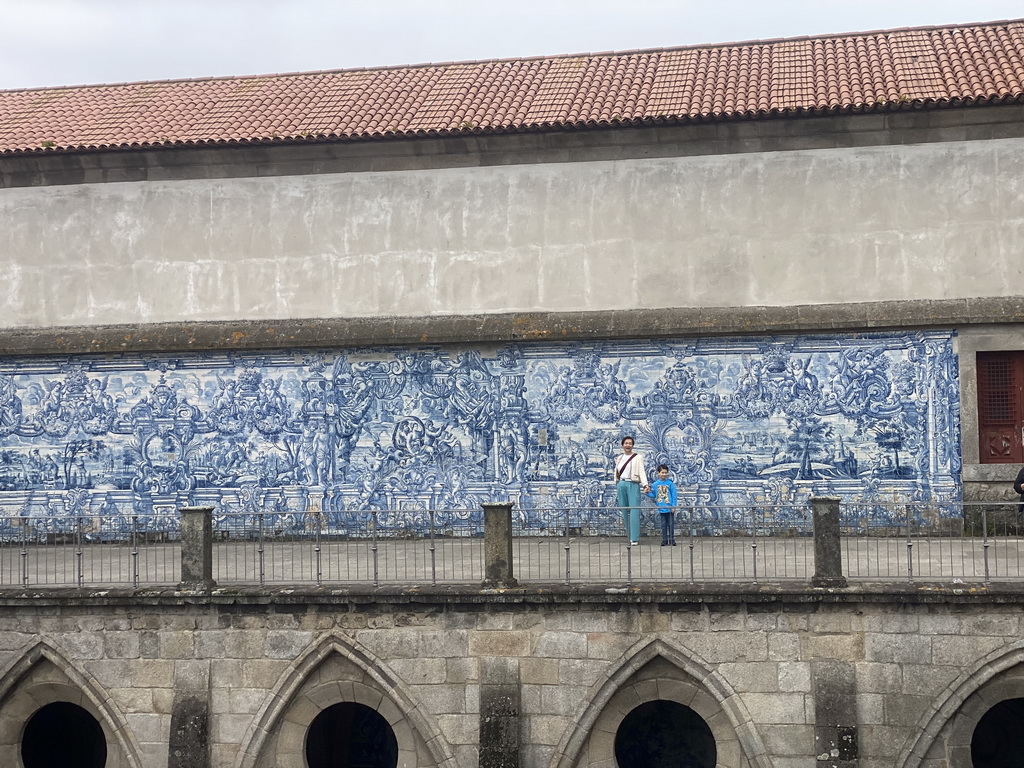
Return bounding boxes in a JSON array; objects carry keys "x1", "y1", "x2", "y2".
[
  {"x1": 0, "y1": 589, "x2": 1022, "y2": 768},
  {"x1": 957, "y1": 325, "x2": 1024, "y2": 502},
  {"x1": 2, "y1": 115, "x2": 1023, "y2": 331}
]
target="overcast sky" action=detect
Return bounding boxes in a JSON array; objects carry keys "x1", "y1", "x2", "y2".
[{"x1": 2, "y1": 0, "x2": 1022, "y2": 91}]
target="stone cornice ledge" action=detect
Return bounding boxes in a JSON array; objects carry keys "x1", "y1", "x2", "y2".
[
  {"x1": 2, "y1": 296, "x2": 1022, "y2": 356},
  {"x1": 0, "y1": 581, "x2": 1019, "y2": 608}
]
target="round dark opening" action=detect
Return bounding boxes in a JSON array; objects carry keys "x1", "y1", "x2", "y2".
[
  {"x1": 972, "y1": 697, "x2": 1024, "y2": 767},
  {"x1": 614, "y1": 699, "x2": 716, "y2": 768},
  {"x1": 21, "y1": 701, "x2": 107, "y2": 768},
  {"x1": 306, "y1": 702, "x2": 398, "y2": 768}
]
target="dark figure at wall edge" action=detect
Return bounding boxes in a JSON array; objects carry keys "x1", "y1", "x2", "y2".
[{"x1": 1015, "y1": 466, "x2": 1024, "y2": 519}]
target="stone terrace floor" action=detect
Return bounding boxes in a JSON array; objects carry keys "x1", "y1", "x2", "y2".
[{"x1": 1, "y1": 534, "x2": 1022, "y2": 589}]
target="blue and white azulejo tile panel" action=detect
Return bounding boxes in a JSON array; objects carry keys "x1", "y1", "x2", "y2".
[{"x1": 0, "y1": 330, "x2": 959, "y2": 531}]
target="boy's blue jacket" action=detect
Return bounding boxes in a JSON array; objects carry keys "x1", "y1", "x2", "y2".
[{"x1": 647, "y1": 478, "x2": 677, "y2": 510}]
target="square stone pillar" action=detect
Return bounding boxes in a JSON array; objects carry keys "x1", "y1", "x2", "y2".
[
  {"x1": 814, "y1": 660, "x2": 858, "y2": 767},
  {"x1": 482, "y1": 502, "x2": 517, "y2": 588},
  {"x1": 811, "y1": 497, "x2": 847, "y2": 588},
  {"x1": 179, "y1": 506, "x2": 216, "y2": 591},
  {"x1": 169, "y1": 660, "x2": 211, "y2": 768},
  {"x1": 479, "y1": 656, "x2": 520, "y2": 768}
]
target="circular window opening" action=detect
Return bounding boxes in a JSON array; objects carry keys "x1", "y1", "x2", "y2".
[
  {"x1": 614, "y1": 699, "x2": 716, "y2": 768},
  {"x1": 306, "y1": 702, "x2": 398, "y2": 768},
  {"x1": 972, "y1": 696, "x2": 1024, "y2": 768},
  {"x1": 22, "y1": 701, "x2": 107, "y2": 768}
]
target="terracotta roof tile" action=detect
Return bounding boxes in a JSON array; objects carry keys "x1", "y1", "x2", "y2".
[{"x1": 2, "y1": 19, "x2": 1023, "y2": 155}]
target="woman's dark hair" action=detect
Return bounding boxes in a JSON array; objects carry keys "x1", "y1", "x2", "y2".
[{"x1": 620, "y1": 436, "x2": 635, "y2": 445}]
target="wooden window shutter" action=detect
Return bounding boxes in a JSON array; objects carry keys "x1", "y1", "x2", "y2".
[{"x1": 977, "y1": 352, "x2": 1024, "y2": 463}]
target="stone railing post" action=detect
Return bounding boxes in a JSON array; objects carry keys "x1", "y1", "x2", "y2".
[
  {"x1": 482, "y1": 502, "x2": 517, "y2": 588},
  {"x1": 179, "y1": 506, "x2": 216, "y2": 591},
  {"x1": 811, "y1": 497, "x2": 847, "y2": 588}
]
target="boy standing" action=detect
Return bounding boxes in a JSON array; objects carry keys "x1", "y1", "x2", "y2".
[{"x1": 647, "y1": 464, "x2": 678, "y2": 546}]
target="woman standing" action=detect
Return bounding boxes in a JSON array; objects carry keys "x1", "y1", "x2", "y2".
[{"x1": 614, "y1": 436, "x2": 649, "y2": 545}]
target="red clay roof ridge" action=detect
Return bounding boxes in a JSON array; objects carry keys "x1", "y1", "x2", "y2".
[
  {"x1": 3, "y1": 17, "x2": 1023, "y2": 156},
  {"x1": 2, "y1": 16, "x2": 1021, "y2": 95}
]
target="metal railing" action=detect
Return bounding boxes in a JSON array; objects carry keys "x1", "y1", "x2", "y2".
[
  {"x1": 0, "y1": 514, "x2": 180, "y2": 587},
  {"x1": 1, "y1": 500, "x2": 1022, "y2": 588},
  {"x1": 212, "y1": 509, "x2": 484, "y2": 587},
  {"x1": 840, "y1": 501, "x2": 1024, "y2": 584},
  {"x1": 512, "y1": 505, "x2": 814, "y2": 584}
]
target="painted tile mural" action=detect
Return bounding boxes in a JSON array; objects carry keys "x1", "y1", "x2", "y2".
[{"x1": 0, "y1": 331, "x2": 959, "y2": 532}]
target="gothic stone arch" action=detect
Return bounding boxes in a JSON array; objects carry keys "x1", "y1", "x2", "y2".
[
  {"x1": 550, "y1": 638, "x2": 770, "y2": 768},
  {"x1": 0, "y1": 640, "x2": 143, "y2": 768},
  {"x1": 238, "y1": 633, "x2": 456, "y2": 768},
  {"x1": 900, "y1": 644, "x2": 1024, "y2": 767}
]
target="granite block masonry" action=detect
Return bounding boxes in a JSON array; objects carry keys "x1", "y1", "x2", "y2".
[{"x1": 0, "y1": 588, "x2": 1022, "y2": 767}]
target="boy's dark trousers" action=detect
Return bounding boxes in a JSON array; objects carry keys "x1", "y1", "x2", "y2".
[{"x1": 660, "y1": 511, "x2": 675, "y2": 544}]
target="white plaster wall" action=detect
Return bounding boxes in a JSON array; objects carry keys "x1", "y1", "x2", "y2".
[{"x1": 2, "y1": 136, "x2": 1022, "y2": 329}]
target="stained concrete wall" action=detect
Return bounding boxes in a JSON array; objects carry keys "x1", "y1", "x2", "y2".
[
  {"x1": 958, "y1": 324, "x2": 1024, "y2": 499},
  {"x1": 2, "y1": 134, "x2": 1023, "y2": 330},
  {"x1": 0, "y1": 590, "x2": 1022, "y2": 768}
]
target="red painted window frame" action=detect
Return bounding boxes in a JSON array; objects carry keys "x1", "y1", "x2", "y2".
[{"x1": 977, "y1": 351, "x2": 1024, "y2": 464}]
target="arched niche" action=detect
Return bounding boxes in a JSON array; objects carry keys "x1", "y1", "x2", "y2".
[
  {"x1": 900, "y1": 646, "x2": 1024, "y2": 767},
  {"x1": 306, "y1": 701, "x2": 399, "y2": 768},
  {"x1": 550, "y1": 639, "x2": 769, "y2": 768},
  {"x1": 22, "y1": 701, "x2": 107, "y2": 768},
  {"x1": 614, "y1": 698, "x2": 717, "y2": 767},
  {"x1": 0, "y1": 642, "x2": 141, "y2": 768},
  {"x1": 239, "y1": 635, "x2": 455, "y2": 768},
  {"x1": 970, "y1": 697, "x2": 1024, "y2": 768}
]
